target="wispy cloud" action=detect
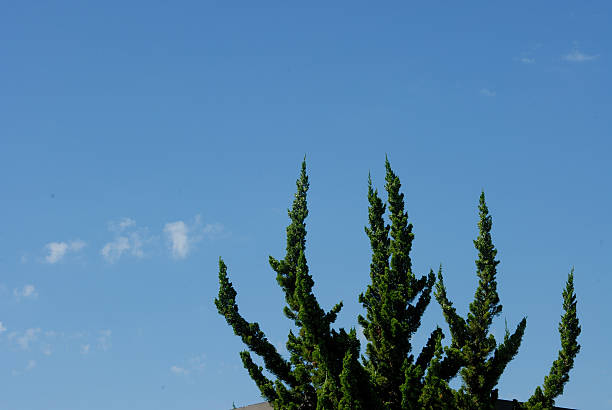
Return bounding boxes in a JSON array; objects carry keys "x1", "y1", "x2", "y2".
[
  {"x1": 164, "y1": 221, "x2": 190, "y2": 259},
  {"x1": 202, "y1": 222, "x2": 226, "y2": 238},
  {"x1": 101, "y1": 237, "x2": 131, "y2": 262},
  {"x1": 0, "y1": 321, "x2": 6, "y2": 334},
  {"x1": 480, "y1": 88, "x2": 496, "y2": 97},
  {"x1": 14, "y1": 284, "x2": 38, "y2": 301},
  {"x1": 9, "y1": 328, "x2": 41, "y2": 350},
  {"x1": 164, "y1": 216, "x2": 226, "y2": 259},
  {"x1": 563, "y1": 49, "x2": 599, "y2": 62},
  {"x1": 7, "y1": 327, "x2": 111, "y2": 357},
  {"x1": 101, "y1": 218, "x2": 150, "y2": 263},
  {"x1": 170, "y1": 365, "x2": 189, "y2": 375},
  {"x1": 46, "y1": 243, "x2": 68, "y2": 263},
  {"x1": 44, "y1": 240, "x2": 85, "y2": 264},
  {"x1": 515, "y1": 43, "x2": 541, "y2": 65},
  {"x1": 98, "y1": 329, "x2": 112, "y2": 351},
  {"x1": 171, "y1": 353, "x2": 206, "y2": 377},
  {"x1": 109, "y1": 217, "x2": 136, "y2": 232}
]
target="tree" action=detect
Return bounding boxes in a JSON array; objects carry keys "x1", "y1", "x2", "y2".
[
  {"x1": 358, "y1": 159, "x2": 438, "y2": 410},
  {"x1": 434, "y1": 192, "x2": 527, "y2": 409},
  {"x1": 434, "y1": 193, "x2": 581, "y2": 409},
  {"x1": 215, "y1": 160, "x2": 373, "y2": 409},
  {"x1": 216, "y1": 160, "x2": 580, "y2": 409}
]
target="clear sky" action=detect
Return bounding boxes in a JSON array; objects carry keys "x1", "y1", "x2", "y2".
[{"x1": 1, "y1": 2, "x2": 610, "y2": 409}]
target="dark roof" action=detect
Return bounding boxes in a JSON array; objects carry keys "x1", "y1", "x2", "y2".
[
  {"x1": 496, "y1": 399, "x2": 575, "y2": 410},
  {"x1": 233, "y1": 403, "x2": 273, "y2": 410}
]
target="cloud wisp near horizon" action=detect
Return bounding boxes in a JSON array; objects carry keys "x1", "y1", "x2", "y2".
[{"x1": 32, "y1": 216, "x2": 226, "y2": 265}]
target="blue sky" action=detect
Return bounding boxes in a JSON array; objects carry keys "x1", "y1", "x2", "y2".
[{"x1": 1, "y1": 2, "x2": 610, "y2": 409}]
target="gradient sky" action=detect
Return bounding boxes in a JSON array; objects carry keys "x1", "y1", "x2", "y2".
[{"x1": 1, "y1": 2, "x2": 611, "y2": 409}]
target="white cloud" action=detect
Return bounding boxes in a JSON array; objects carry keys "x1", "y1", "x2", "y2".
[
  {"x1": 563, "y1": 49, "x2": 599, "y2": 62},
  {"x1": 480, "y1": 88, "x2": 496, "y2": 97},
  {"x1": 163, "y1": 216, "x2": 224, "y2": 259},
  {"x1": 44, "y1": 240, "x2": 86, "y2": 264},
  {"x1": 45, "y1": 242, "x2": 68, "y2": 263},
  {"x1": 14, "y1": 284, "x2": 38, "y2": 301},
  {"x1": 98, "y1": 329, "x2": 112, "y2": 351},
  {"x1": 0, "y1": 321, "x2": 6, "y2": 333},
  {"x1": 101, "y1": 219, "x2": 149, "y2": 262},
  {"x1": 70, "y1": 240, "x2": 86, "y2": 251},
  {"x1": 203, "y1": 223, "x2": 225, "y2": 238},
  {"x1": 7, "y1": 327, "x2": 111, "y2": 357},
  {"x1": 109, "y1": 217, "x2": 136, "y2": 232},
  {"x1": 101, "y1": 237, "x2": 130, "y2": 263},
  {"x1": 130, "y1": 233, "x2": 144, "y2": 258},
  {"x1": 519, "y1": 57, "x2": 535, "y2": 64},
  {"x1": 171, "y1": 354, "x2": 206, "y2": 377},
  {"x1": 11, "y1": 328, "x2": 41, "y2": 350},
  {"x1": 170, "y1": 365, "x2": 189, "y2": 375},
  {"x1": 164, "y1": 221, "x2": 190, "y2": 259}
]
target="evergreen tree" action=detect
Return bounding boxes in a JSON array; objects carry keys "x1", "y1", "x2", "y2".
[
  {"x1": 216, "y1": 161, "x2": 581, "y2": 409},
  {"x1": 215, "y1": 160, "x2": 372, "y2": 409},
  {"x1": 358, "y1": 159, "x2": 437, "y2": 410},
  {"x1": 434, "y1": 192, "x2": 527, "y2": 409},
  {"x1": 525, "y1": 270, "x2": 581, "y2": 410}
]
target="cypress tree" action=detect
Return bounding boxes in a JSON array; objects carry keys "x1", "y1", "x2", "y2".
[
  {"x1": 434, "y1": 192, "x2": 527, "y2": 409},
  {"x1": 525, "y1": 270, "x2": 581, "y2": 409},
  {"x1": 216, "y1": 161, "x2": 581, "y2": 409},
  {"x1": 215, "y1": 160, "x2": 372, "y2": 409},
  {"x1": 358, "y1": 159, "x2": 437, "y2": 409}
]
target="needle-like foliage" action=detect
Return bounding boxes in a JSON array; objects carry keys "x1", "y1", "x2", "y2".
[
  {"x1": 525, "y1": 270, "x2": 581, "y2": 410},
  {"x1": 216, "y1": 160, "x2": 373, "y2": 409},
  {"x1": 216, "y1": 161, "x2": 580, "y2": 410},
  {"x1": 435, "y1": 193, "x2": 527, "y2": 409},
  {"x1": 358, "y1": 159, "x2": 437, "y2": 409}
]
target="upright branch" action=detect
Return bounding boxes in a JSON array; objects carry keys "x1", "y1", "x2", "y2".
[
  {"x1": 435, "y1": 192, "x2": 526, "y2": 409},
  {"x1": 216, "y1": 159, "x2": 369, "y2": 409},
  {"x1": 358, "y1": 158, "x2": 436, "y2": 410},
  {"x1": 269, "y1": 159, "x2": 310, "y2": 320},
  {"x1": 526, "y1": 270, "x2": 581, "y2": 409}
]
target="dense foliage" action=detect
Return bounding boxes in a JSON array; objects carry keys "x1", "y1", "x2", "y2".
[{"x1": 215, "y1": 160, "x2": 580, "y2": 409}]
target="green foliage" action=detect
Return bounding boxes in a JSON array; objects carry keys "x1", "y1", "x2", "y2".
[
  {"x1": 216, "y1": 159, "x2": 372, "y2": 409},
  {"x1": 216, "y1": 160, "x2": 580, "y2": 410},
  {"x1": 525, "y1": 270, "x2": 581, "y2": 410},
  {"x1": 435, "y1": 192, "x2": 527, "y2": 409},
  {"x1": 358, "y1": 159, "x2": 436, "y2": 409},
  {"x1": 415, "y1": 330, "x2": 456, "y2": 410}
]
